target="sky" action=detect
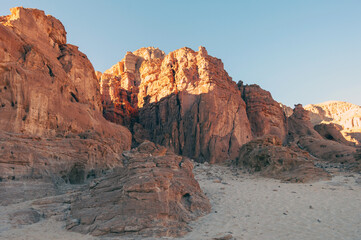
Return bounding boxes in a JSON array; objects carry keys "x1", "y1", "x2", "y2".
[{"x1": 1, "y1": 0, "x2": 361, "y2": 107}]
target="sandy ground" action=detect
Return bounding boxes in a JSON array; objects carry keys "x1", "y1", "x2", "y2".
[{"x1": 1, "y1": 164, "x2": 361, "y2": 240}]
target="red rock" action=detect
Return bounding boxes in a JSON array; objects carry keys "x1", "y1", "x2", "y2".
[
  {"x1": 240, "y1": 83, "x2": 287, "y2": 142},
  {"x1": 287, "y1": 104, "x2": 358, "y2": 170},
  {"x1": 67, "y1": 141, "x2": 211, "y2": 238},
  {"x1": 234, "y1": 135, "x2": 330, "y2": 183},
  {"x1": 0, "y1": 7, "x2": 131, "y2": 179},
  {"x1": 101, "y1": 46, "x2": 252, "y2": 163}
]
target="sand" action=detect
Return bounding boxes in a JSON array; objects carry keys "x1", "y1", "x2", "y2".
[{"x1": 1, "y1": 164, "x2": 361, "y2": 240}]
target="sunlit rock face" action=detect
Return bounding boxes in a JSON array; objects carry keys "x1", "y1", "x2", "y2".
[
  {"x1": 100, "y1": 46, "x2": 252, "y2": 163},
  {"x1": 99, "y1": 47, "x2": 165, "y2": 126},
  {"x1": 305, "y1": 101, "x2": 361, "y2": 145},
  {"x1": 0, "y1": 7, "x2": 131, "y2": 180}
]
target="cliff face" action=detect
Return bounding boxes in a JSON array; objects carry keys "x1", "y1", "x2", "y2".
[
  {"x1": 305, "y1": 101, "x2": 361, "y2": 145},
  {"x1": 0, "y1": 7, "x2": 131, "y2": 180},
  {"x1": 101, "y1": 46, "x2": 252, "y2": 163},
  {"x1": 240, "y1": 83, "x2": 287, "y2": 142}
]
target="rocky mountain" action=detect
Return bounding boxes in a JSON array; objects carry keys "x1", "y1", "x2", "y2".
[
  {"x1": 100, "y1": 46, "x2": 252, "y2": 163},
  {"x1": 1, "y1": 6, "x2": 361, "y2": 239},
  {"x1": 0, "y1": 7, "x2": 211, "y2": 238},
  {"x1": 305, "y1": 101, "x2": 361, "y2": 145}
]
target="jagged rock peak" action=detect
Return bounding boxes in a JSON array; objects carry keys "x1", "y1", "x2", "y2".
[
  {"x1": 0, "y1": 7, "x2": 66, "y2": 46},
  {"x1": 100, "y1": 46, "x2": 251, "y2": 163}
]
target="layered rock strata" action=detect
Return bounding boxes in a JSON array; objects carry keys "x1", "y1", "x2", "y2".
[
  {"x1": 0, "y1": 7, "x2": 131, "y2": 179},
  {"x1": 67, "y1": 141, "x2": 211, "y2": 237},
  {"x1": 305, "y1": 101, "x2": 361, "y2": 145},
  {"x1": 287, "y1": 104, "x2": 357, "y2": 170}
]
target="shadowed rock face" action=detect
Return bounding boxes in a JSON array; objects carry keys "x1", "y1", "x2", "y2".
[
  {"x1": 100, "y1": 46, "x2": 252, "y2": 163},
  {"x1": 67, "y1": 141, "x2": 211, "y2": 238},
  {"x1": 240, "y1": 83, "x2": 287, "y2": 142},
  {"x1": 234, "y1": 135, "x2": 330, "y2": 183},
  {"x1": 0, "y1": 7, "x2": 131, "y2": 180},
  {"x1": 0, "y1": 131, "x2": 126, "y2": 181}
]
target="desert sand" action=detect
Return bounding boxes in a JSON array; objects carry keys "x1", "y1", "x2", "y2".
[{"x1": 1, "y1": 163, "x2": 361, "y2": 240}]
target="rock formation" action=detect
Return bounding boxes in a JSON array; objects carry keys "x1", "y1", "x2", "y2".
[
  {"x1": 234, "y1": 135, "x2": 330, "y2": 182},
  {"x1": 100, "y1": 46, "x2": 252, "y2": 163},
  {"x1": 240, "y1": 83, "x2": 287, "y2": 142},
  {"x1": 287, "y1": 104, "x2": 358, "y2": 170},
  {"x1": 305, "y1": 101, "x2": 361, "y2": 145},
  {"x1": 0, "y1": 7, "x2": 131, "y2": 180},
  {"x1": 67, "y1": 141, "x2": 211, "y2": 237}
]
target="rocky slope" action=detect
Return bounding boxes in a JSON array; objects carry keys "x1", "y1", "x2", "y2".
[
  {"x1": 234, "y1": 135, "x2": 330, "y2": 183},
  {"x1": 305, "y1": 101, "x2": 361, "y2": 145},
  {"x1": 100, "y1": 46, "x2": 252, "y2": 163},
  {"x1": 287, "y1": 104, "x2": 358, "y2": 170},
  {"x1": 0, "y1": 8, "x2": 211, "y2": 238},
  {"x1": 67, "y1": 141, "x2": 210, "y2": 237},
  {"x1": 0, "y1": 7, "x2": 131, "y2": 179}
]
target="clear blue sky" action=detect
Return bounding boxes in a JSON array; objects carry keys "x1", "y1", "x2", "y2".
[{"x1": 1, "y1": 0, "x2": 361, "y2": 107}]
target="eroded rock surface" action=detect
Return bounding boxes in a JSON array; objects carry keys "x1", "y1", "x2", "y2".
[
  {"x1": 67, "y1": 141, "x2": 211, "y2": 238},
  {"x1": 287, "y1": 104, "x2": 358, "y2": 170},
  {"x1": 305, "y1": 101, "x2": 361, "y2": 145},
  {"x1": 234, "y1": 135, "x2": 330, "y2": 182},
  {"x1": 0, "y1": 7, "x2": 131, "y2": 180},
  {"x1": 100, "y1": 46, "x2": 252, "y2": 163},
  {"x1": 240, "y1": 83, "x2": 287, "y2": 142}
]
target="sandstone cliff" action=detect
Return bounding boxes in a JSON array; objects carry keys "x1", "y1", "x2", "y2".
[
  {"x1": 240, "y1": 83, "x2": 287, "y2": 142},
  {"x1": 100, "y1": 46, "x2": 252, "y2": 163},
  {"x1": 0, "y1": 7, "x2": 131, "y2": 180},
  {"x1": 305, "y1": 101, "x2": 361, "y2": 145}
]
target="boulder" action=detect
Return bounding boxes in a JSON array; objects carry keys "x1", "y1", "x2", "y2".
[
  {"x1": 234, "y1": 135, "x2": 330, "y2": 183},
  {"x1": 67, "y1": 141, "x2": 211, "y2": 238}
]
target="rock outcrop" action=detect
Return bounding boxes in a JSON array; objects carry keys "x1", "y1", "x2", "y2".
[
  {"x1": 0, "y1": 131, "x2": 126, "y2": 182},
  {"x1": 305, "y1": 101, "x2": 361, "y2": 145},
  {"x1": 234, "y1": 135, "x2": 330, "y2": 182},
  {"x1": 287, "y1": 104, "x2": 358, "y2": 170},
  {"x1": 314, "y1": 123, "x2": 353, "y2": 146},
  {"x1": 67, "y1": 141, "x2": 211, "y2": 237},
  {"x1": 100, "y1": 46, "x2": 252, "y2": 163},
  {"x1": 240, "y1": 83, "x2": 287, "y2": 142},
  {"x1": 0, "y1": 7, "x2": 131, "y2": 180},
  {"x1": 99, "y1": 47, "x2": 165, "y2": 126}
]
